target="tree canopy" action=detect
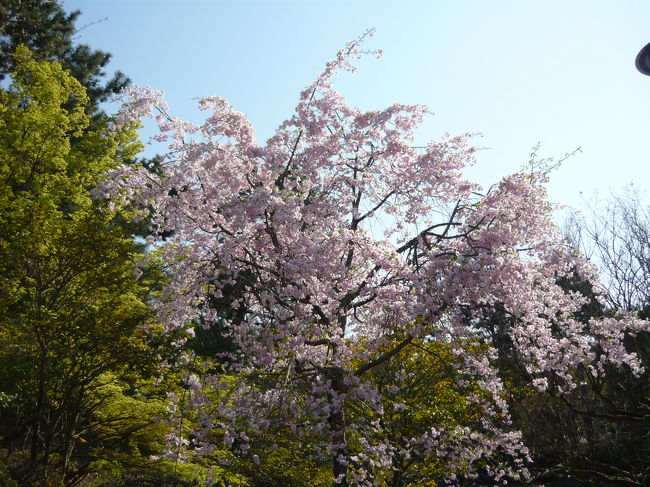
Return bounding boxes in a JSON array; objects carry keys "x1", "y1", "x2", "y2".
[
  {"x1": 0, "y1": 7, "x2": 648, "y2": 485},
  {"x1": 0, "y1": 46, "x2": 158, "y2": 486},
  {"x1": 103, "y1": 32, "x2": 649, "y2": 486}
]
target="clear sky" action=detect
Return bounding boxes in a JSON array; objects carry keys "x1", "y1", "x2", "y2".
[{"x1": 64, "y1": 0, "x2": 650, "y2": 214}]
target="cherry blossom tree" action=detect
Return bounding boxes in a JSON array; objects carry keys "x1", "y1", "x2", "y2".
[{"x1": 102, "y1": 31, "x2": 648, "y2": 486}]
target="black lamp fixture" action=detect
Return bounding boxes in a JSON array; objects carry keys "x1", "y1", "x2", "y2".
[{"x1": 636, "y1": 42, "x2": 650, "y2": 75}]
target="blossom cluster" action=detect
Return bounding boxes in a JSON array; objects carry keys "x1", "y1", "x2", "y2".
[{"x1": 104, "y1": 32, "x2": 648, "y2": 486}]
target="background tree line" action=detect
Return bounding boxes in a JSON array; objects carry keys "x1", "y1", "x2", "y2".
[{"x1": 0, "y1": 1, "x2": 647, "y2": 486}]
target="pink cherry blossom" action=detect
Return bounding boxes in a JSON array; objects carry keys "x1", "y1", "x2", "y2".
[{"x1": 104, "y1": 30, "x2": 648, "y2": 486}]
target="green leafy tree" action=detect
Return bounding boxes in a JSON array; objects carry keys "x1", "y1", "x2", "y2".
[{"x1": 0, "y1": 46, "x2": 159, "y2": 486}]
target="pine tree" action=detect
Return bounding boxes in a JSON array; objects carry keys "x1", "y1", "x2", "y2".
[{"x1": 0, "y1": 0, "x2": 129, "y2": 116}]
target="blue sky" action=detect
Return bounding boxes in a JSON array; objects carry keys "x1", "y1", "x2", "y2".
[{"x1": 65, "y1": 0, "x2": 650, "y2": 214}]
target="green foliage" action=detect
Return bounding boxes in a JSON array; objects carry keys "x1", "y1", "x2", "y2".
[
  {"x1": 231, "y1": 446, "x2": 332, "y2": 487},
  {"x1": 348, "y1": 338, "x2": 497, "y2": 487},
  {"x1": 0, "y1": 47, "x2": 160, "y2": 486}
]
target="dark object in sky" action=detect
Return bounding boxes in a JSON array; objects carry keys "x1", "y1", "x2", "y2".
[{"x1": 635, "y1": 42, "x2": 650, "y2": 75}]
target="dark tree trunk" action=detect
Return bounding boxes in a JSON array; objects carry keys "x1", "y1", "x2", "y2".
[{"x1": 327, "y1": 366, "x2": 348, "y2": 486}]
